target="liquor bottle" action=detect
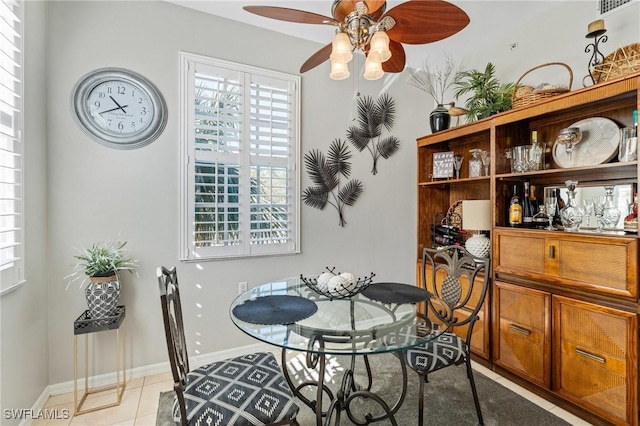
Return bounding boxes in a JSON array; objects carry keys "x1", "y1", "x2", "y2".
[
  {"x1": 553, "y1": 188, "x2": 565, "y2": 226},
  {"x1": 530, "y1": 131, "x2": 544, "y2": 170},
  {"x1": 522, "y1": 181, "x2": 534, "y2": 226},
  {"x1": 529, "y1": 185, "x2": 539, "y2": 215},
  {"x1": 509, "y1": 184, "x2": 523, "y2": 227}
]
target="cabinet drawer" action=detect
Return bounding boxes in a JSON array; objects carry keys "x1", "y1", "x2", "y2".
[
  {"x1": 553, "y1": 296, "x2": 637, "y2": 425},
  {"x1": 494, "y1": 282, "x2": 551, "y2": 388},
  {"x1": 494, "y1": 228, "x2": 638, "y2": 298}
]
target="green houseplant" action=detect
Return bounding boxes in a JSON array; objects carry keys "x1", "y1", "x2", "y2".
[
  {"x1": 453, "y1": 62, "x2": 515, "y2": 122},
  {"x1": 66, "y1": 240, "x2": 138, "y2": 318}
]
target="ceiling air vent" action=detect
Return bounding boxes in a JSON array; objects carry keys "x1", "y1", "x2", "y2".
[{"x1": 598, "y1": 0, "x2": 636, "y2": 15}]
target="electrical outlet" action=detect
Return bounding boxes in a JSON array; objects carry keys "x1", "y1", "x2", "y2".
[{"x1": 238, "y1": 281, "x2": 248, "y2": 294}]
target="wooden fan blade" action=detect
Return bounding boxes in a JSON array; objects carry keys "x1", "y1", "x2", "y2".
[
  {"x1": 300, "y1": 43, "x2": 333, "y2": 73},
  {"x1": 382, "y1": 41, "x2": 405, "y2": 73},
  {"x1": 332, "y1": 0, "x2": 386, "y2": 22},
  {"x1": 243, "y1": 6, "x2": 336, "y2": 25},
  {"x1": 384, "y1": 0, "x2": 470, "y2": 44}
]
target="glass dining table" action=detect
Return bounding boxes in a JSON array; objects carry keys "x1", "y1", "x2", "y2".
[{"x1": 229, "y1": 276, "x2": 450, "y2": 426}]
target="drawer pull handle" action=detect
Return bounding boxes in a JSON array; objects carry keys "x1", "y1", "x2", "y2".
[
  {"x1": 548, "y1": 246, "x2": 555, "y2": 259},
  {"x1": 508, "y1": 324, "x2": 531, "y2": 335},
  {"x1": 576, "y1": 348, "x2": 605, "y2": 363}
]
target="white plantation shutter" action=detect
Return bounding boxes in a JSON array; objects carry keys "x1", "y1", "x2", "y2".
[
  {"x1": 0, "y1": 0, "x2": 23, "y2": 293},
  {"x1": 180, "y1": 52, "x2": 299, "y2": 259}
]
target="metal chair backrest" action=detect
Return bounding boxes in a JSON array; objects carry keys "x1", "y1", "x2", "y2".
[
  {"x1": 157, "y1": 266, "x2": 189, "y2": 425},
  {"x1": 422, "y1": 246, "x2": 490, "y2": 339}
]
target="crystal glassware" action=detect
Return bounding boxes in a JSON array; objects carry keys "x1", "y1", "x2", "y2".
[
  {"x1": 560, "y1": 179, "x2": 584, "y2": 232},
  {"x1": 469, "y1": 149, "x2": 482, "y2": 178},
  {"x1": 480, "y1": 150, "x2": 490, "y2": 176},
  {"x1": 582, "y1": 199, "x2": 594, "y2": 227},
  {"x1": 592, "y1": 195, "x2": 606, "y2": 233},
  {"x1": 602, "y1": 185, "x2": 621, "y2": 228},
  {"x1": 556, "y1": 127, "x2": 582, "y2": 164},
  {"x1": 453, "y1": 155, "x2": 464, "y2": 180},
  {"x1": 544, "y1": 196, "x2": 557, "y2": 230}
]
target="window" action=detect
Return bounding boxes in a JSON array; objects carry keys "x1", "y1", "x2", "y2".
[
  {"x1": 0, "y1": 0, "x2": 23, "y2": 294},
  {"x1": 180, "y1": 52, "x2": 300, "y2": 260}
]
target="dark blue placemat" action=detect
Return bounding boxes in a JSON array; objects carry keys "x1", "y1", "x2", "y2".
[
  {"x1": 362, "y1": 282, "x2": 429, "y2": 304},
  {"x1": 232, "y1": 295, "x2": 318, "y2": 325}
]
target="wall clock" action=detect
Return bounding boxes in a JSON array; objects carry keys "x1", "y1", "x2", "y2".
[{"x1": 70, "y1": 68, "x2": 167, "y2": 150}]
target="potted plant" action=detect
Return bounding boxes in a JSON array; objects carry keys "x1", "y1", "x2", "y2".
[
  {"x1": 453, "y1": 62, "x2": 515, "y2": 122},
  {"x1": 407, "y1": 54, "x2": 463, "y2": 132},
  {"x1": 66, "y1": 240, "x2": 138, "y2": 319}
]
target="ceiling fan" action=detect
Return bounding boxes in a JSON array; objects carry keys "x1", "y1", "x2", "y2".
[{"x1": 243, "y1": 0, "x2": 470, "y2": 80}]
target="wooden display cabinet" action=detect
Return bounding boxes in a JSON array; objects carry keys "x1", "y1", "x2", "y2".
[{"x1": 416, "y1": 72, "x2": 640, "y2": 426}]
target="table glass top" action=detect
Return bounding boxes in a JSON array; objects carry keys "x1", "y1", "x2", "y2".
[{"x1": 229, "y1": 277, "x2": 448, "y2": 355}]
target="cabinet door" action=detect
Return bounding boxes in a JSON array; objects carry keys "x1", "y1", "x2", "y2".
[
  {"x1": 494, "y1": 282, "x2": 551, "y2": 388},
  {"x1": 418, "y1": 261, "x2": 490, "y2": 359},
  {"x1": 494, "y1": 228, "x2": 638, "y2": 299},
  {"x1": 553, "y1": 296, "x2": 637, "y2": 425}
]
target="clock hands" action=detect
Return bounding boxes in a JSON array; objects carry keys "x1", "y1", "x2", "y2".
[
  {"x1": 99, "y1": 96, "x2": 129, "y2": 115},
  {"x1": 109, "y1": 95, "x2": 127, "y2": 113}
]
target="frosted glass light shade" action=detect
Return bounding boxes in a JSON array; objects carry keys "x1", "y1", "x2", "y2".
[
  {"x1": 330, "y1": 32, "x2": 353, "y2": 63},
  {"x1": 330, "y1": 60, "x2": 350, "y2": 80},
  {"x1": 368, "y1": 31, "x2": 391, "y2": 63},
  {"x1": 363, "y1": 56, "x2": 383, "y2": 80}
]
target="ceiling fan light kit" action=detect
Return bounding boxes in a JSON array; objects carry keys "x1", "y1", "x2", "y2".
[{"x1": 244, "y1": 0, "x2": 470, "y2": 80}]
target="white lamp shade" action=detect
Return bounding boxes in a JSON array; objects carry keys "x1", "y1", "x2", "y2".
[
  {"x1": 462, "y1": 199, "x2": 491, "y2": 230},
  {"x1": 363, "y1": 56, "x2": 384, "y2": 80},
  {"x1": 330, "y1": 32, "x2": 353, "y2": 64},
  {"x1": 368, "y1": 31, "x2": 391, "y2": 63},
  {"x1": 330, "y1": 60, "x2": 350, "y2": 80}
]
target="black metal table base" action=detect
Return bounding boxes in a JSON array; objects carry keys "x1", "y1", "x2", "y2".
[{"x1": 281, "y1": 349, "x2": 408, "y2": 426}]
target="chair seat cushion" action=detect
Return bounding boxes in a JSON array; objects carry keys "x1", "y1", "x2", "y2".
[
  {"x1": 404, "y1": 332, "x2": 468, "y2": 373},
  {"x1": 172, "y1": 352, "x2": 299, "y2": 426}
]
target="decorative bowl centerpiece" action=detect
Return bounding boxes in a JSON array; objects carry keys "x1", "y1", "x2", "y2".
[{"x1": 300, "y1": 267, "x2": 375, "y2": 300}]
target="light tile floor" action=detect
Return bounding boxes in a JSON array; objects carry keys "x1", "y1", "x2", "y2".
[{"x1": 35, "y1": 365, "x2": 593, "y2": 426}]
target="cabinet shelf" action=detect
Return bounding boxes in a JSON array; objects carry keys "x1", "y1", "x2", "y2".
[
  {"x1": 418, "y1": 176, "x2": 490, "y2": 187},
  {"x1": 495, "y1": 161, "x2": 638, "y2": 184}
]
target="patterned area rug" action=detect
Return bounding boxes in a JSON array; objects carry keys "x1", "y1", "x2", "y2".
[{"x1": 157, "y1": 352, "x2": 572, "y2": 426}]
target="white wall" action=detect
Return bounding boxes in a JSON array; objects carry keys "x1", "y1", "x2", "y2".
[
  {"x1": 44, "y1": 0, "x2": 425, "y2": 384},
  {"x1": 0, "y1": 1, "x2": 50, "y2": 421}
]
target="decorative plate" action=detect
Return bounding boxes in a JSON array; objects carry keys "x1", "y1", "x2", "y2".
[{"x1": 552, "y1": 117, "x2": 620, "y2": 168}]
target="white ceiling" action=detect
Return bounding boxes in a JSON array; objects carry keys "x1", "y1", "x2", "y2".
[{"x1": 164, "y1": 1, "x2": 581, "y2": 68}]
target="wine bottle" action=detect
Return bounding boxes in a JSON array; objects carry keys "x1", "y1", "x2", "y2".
[
  {"x1": 522, "y1": 181, "x2": 534, "y2": 226},
  {"x1": 529, "y1": 184, "x2": 539, "y2": 215},
  {"x1": 509, "y1": 184, "x2": 523, "y2": 227},
  {"x1": 553, "y1": 188, "x2": 565, "y2": 226}
]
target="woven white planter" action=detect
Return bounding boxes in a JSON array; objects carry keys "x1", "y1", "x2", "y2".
[{"x1": 85, "y1": 274, "x2": 120, "y2": 318}]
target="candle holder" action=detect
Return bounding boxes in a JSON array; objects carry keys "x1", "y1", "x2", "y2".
[{"x1": 585, "y1": 19, "x2": 608, "y2": 85}]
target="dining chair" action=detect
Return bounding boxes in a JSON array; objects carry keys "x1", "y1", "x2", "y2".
[
  {"x1": 157, "y1": 266, "x2": 300, "y2": 426},
  {"x1": 404, "y1": 246, "x2": 490, "y2": 426}
]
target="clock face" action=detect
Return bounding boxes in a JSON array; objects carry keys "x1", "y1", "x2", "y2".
[
  {"x1": 71, "y1": 68, "x2": 167, "y2": 149},
  {"x1": 86, "y1": 80, "x2": 155, "y2": 136}
]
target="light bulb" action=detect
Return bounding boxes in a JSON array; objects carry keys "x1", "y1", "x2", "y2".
[
  {"x1": 330, "y1": 32, "x2": 353, "y2": 64},
  {"x1": 330, "y1": 60, "x2": 350, "y2": 80},
  {"x1": 363, "y1": 56, "x2": 383, "y2": 80},
  {"x1": 368, "y1": 31, "x2": 391, "y2": 63}
]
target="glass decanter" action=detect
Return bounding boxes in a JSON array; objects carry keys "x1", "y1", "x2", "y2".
[
  {"x1": 560, "y1": 179, "x2": 584, "y2": 232},
  {"x1": 469, "y1": 149, "x2": 483, "y2": 178},
  {"x1": 602, "y1": 185, "x2": 621, "y2": 228}
]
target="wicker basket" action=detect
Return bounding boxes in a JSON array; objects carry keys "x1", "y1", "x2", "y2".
[
  {"x1": 591, "y1": 42, "x2": 640, "y2": 83},
  {"x1": 512, "y1": 62, "x2": 573, "y2": 108}
]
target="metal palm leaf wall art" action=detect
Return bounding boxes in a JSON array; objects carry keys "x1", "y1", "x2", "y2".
[
  {"x1": 303, "y1": 139, "x2": 363, "y2": 227},
  {"x1": 347, "y1": 93, "x2": 399, "y2": 175}
]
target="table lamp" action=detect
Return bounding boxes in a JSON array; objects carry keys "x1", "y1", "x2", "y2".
[{"x1": 462, "y1": 200, "x2": 491, "y2": 258}]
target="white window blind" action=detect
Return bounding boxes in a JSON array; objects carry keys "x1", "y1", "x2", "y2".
[
  {"x1": 180, "y1": 52, "x2": 299, "y2": 260},
  {"x1": 0, "y1": 0, "x2": 23, "y2": 294}
]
